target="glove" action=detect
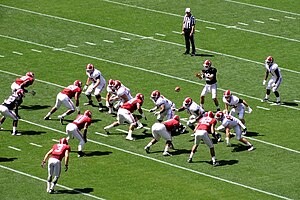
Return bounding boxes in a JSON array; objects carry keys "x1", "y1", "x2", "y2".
[
  {"x1": 248, "y1": 107, "x2": 252, "y2": 114},
  {"x1": 272, "y1": 83, "x2": 277, "y2": 87},
  {"x1": 149, "y1": 108, "x2": 155, "y2": 113},
  {"x1": 154, "y1": 111, "x2": 160, "y2": 116},
  {"x1": 41, "y1": 161, "x2": 46, "y2": 168},
  {"x1": 83, "y1": 85, "x2": 88, "y2": 91},
  {"x1": 262, "y1": 80, "x2": 266, "y2": 85},
  {"x1": 64, "y1": 165, "x2": 68, "y2": 172}
]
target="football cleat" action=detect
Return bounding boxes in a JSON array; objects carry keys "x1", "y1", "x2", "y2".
[
  {"x1": 44, "y1": 116, "x2": 51, "y2": 120},
  {"x1": 58, "y1": 115, "x2": 64, "y2": 124},
  {"x1": 144, "y1": 146, "x2": 150, "y2": 154},
  {"x1": 261, "y1": 98, "x2": 269, "y2": 102},
  {"x1": 77, "y1": 151, "x2": 85, "y2": 157},
  {"x1": 248, "y1": 146, "x2": 255, "y2": 151},
  {"x1": 11, "y1": 131, "x2": 21, "y2": 136},
  {"x1": 162, "y1": 151, "x2": 172, "y2": 156},
  {"x1": 213, "y1": 161, "x2": 220, "y2": 167},
  {"x1": 187, "y1": 158, "x2": 192, "y2": 163},
  {"x1": 125, "y1": 136, "x2": 135, "y2": 141}
]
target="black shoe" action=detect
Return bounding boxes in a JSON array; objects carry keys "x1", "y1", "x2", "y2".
[
  {"x1": 183, "y1": 52, "x2": 190, "y2": 55},
  {"x1": 187, "y1": 158, "x2": 192, "y2": 163},
  {"x1": 44, "y1": 116, "x2": 51, "y2": 120},
  {"x1": 213, "y1": 161, "x2": 220, "y2": 167},
  {"x1": 78, "y1": 151, "x2": 85, "y2": 157}
]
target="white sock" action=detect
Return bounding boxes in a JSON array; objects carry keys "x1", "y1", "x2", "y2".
[
  {"x1": 13, "y1": 126, "x2": 17, "y2": 133},
  {"x1": 127, "y1": 130, "x2": 133, "y2": 138},
  {"x1": 212, "y1": 156, "x2": 216, "y2": 163}
]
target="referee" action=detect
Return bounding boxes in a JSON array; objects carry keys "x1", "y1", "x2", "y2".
[{"x1": 181, "y1": 8, "x2": 196, "y2": 56}]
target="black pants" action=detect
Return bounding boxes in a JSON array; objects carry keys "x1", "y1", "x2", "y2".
[{"x1": 184, "y1": 29, "x2": 195, "y2": 54}]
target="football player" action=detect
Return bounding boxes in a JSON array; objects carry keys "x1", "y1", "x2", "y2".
[
  {"x1": 187, "y1": 111, "x2": 219, "y2": 166},
  {"x1": 83, "y1": 63, "x2": 106, "y2": 111},
  {"x1": 144, "y1": 115, "x2": 181, "y2": 156},
  {"x1": 0, "y1": 89, "x2": 25, "y2": 135},
  {"x1": 104, "y1": 93, "x2": 146, "y2": 141},
  {"x1": 108, "y1": 80, "x2": 133, "y2": 111},
  {"x1": 215, "y1": 111, "x2": 254, "y2": 151},
  {"x1": 66, "y1": 110, "x2": 92, "y2": 157},
  {"x1": 105, "y1": 79, "x2": 117, "y2": 114},
  {"x1": 195, "y1": 60, "x2": 220, "y2": 111},
  {"x1": 41, "y1": 138, "x2": 70, "y2": 194},
  {"x1": 44, "y1": 80, "x2": 82, "y2": 124},
  {"x1": 149, "y1": 90, "x2": 175, "y2": 122},
  {"x1": 11, "y1": 72, "x2": 35, "y2": 95},
  {"x1": 262, "y1": 56, "x2": 282, "y2": 105}
]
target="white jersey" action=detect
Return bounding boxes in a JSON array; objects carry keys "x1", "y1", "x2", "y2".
[
  {"x1": 106, "y1": 85, "x2": 116, "y2": 95},
  {"x1": 220, "y1": 114, "x2": 241, "y2": 129},
  {"x1": 116, "y1": 85, "x2": 132, "y2": 102},
  {"x1": 222, "y1": 95, "x2": 245, "y2": 110},
  {"x1": 86, "y1": 68, "x2": 106, "y2": 84},
  {"x1": 155, "y1": 96, "x2": 174, "y2": 110},
  {"x1": 183, "y1": 101, "x2": 204, "y2": 117},
  {"x1": 265, "y1": 63, "x2": 282, "y2": 79}
]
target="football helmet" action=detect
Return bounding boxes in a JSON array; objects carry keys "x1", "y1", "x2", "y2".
[
  {"x1": 113, "y1": 80, "x2": 122, "y2": 90},
  {"x1": 59, "y1": 138, "x2": 68, "y2": 145},
  {"x1": 150, "y1": 90, "x2": 160, "y2": 101},
  {"x1": 84, "y1": 110, "x2": 92, "y2": 118},
  {"x1": 206, "y1": 111, "x2": 214, "y2": 118},
  {"x1": 265, "y1": 56, "x2": 274, "y2": 65},
  {"x1": 224, "y1": 90, "x2": 231, "y2": 97},
  {"x1": 203, "y1": 60, "x2": 212, "y2": 70},
  {"x1": 108, "y1": 79, "x2": 115, "y2": 87},
  {"x1": 173, "y1": 115, "x2": 180, "y2": 121},
  {"x1": 86, "y1": 63, "x2": 94, "y2": 74},
  {"x1": 135, "y1": 93, "x2": 144, "y2": 101},
  {"x1": 73, "y1": 80, "x2": 82, "y2": 88},
  {"x1": 26, "y1": 72, "x2": 35, "y2": 79},
  {"x1": 215, "y1": 111, "x2": 224, "y2": 121},
  {"x1": 184, "y1": 97, "x2": 192, "y2": 107},
  {"x1": 15, "y1": 89, "x2": 25, "y2": 97}
]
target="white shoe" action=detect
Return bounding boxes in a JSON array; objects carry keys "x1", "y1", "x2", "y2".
[
  {"x1": 248, "y1": 146, "x2": 255, "y2": 151},
  {"x1": 144, "y1": 146, "x2": 150, "y2": 153},
  {"x1": 226, "y1": 142, "x2": 231, "y2": 147},
  {"x1": 126, "y1": 136, "x2": 135, "y2": 141},
  {"x1": 57, "y1": 115, "x2": 63, "y2": 119},
  {"x1": 162, "y1": 151, "x2": 172, "y2": 156}
]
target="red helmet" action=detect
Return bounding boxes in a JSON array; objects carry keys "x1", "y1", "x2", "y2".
[
  {"x1": 224, "y1": 90, "x2": 231, "y2": 97},
  {"x1": 215, "y1": 111, "x2": 224, "y2": 121},
  {"x1": 151, "y1": 90, "x2": 160, "y2": 100},
  {"x1": 15, "y1": 89, "x2": 25, "y2": 97},
  {"x1": 184, "y1": 97, "x2": 192, "y2": 107},
  {"x1": 84, "y1": 110, "x2": 92, "y2": 118},
  {"x1": 113, "y1": 80, "x2": 122, "y2": 90},
  {"x1": 206, "y1": 111, "x2": 214, "y2": 118},
  {"x1": 265, "y1": 56, "x2": 274, "y2": 65},
  {"x1": 203, "y1": 60, "x2": 212, "y2": 69},
  {"x1": 86, "y1": 63, "x2": 94, "y2": 73},
  {"x1": 135, "y1": 93, "x2": 144, "y2": 101},
  {"x1": 108, "y1": 79, "x2": 115, "y2": 87},
  {"x1": 26, "y1": 72, "x2": 35, "y2": 78},
  {"x1": 173, "y1": 115, "x2": 180, "y2": 121},
  {"x1": 59, "y1": 138, "x2": 68, "y2": 145},
  {"x1": 73, "y1": 80, "x2": 82, "y2": 88}
]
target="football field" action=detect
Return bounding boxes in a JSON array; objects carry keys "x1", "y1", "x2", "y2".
[{"x1": 0, "y1": 0, "x2": 299, "y2": 199}]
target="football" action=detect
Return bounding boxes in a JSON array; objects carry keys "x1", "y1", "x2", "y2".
[{"x1": 175, "y1": 86, "x2": 180, "y2": 92}]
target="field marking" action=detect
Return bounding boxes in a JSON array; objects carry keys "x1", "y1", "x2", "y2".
[
  {"x1": 0, "y1": 55, "x2": 4, "y2": 58},
  {"x1": 120, "y1": 37, "x2": 131, "y2": 41},
  {"x1": 103, "y1": 39, "x2": 114, "y2": 43},
  {"x1": 256, "y1": 106, "x2": 270, "y2": 111},
  {"x1": 16, "y1": 118, "x2": 294, "y2": 200},
  {"x1": 31, "y1": 49, "x2": 42, "y2": 53},
  {"x1": 100, "y1": 0, "x2": 300, "y2": 43},
  {"x1": 52, "y1": 139, "x2": 59, "y2": 142},
  {"x1": 116, "y1": 128, "x2": 128, "y2": 134},
  {"x1": 85, "y1": 42, "x2": 96, "y2": 46},
  {"x1": 285, "y1": 16, "x2": 296, "y2": 20},
  {"x1": 8, "y1": 146, "x2": 21, "y2": 151},
  {"x1": 0, "y1": 7, "x2": 299, "y2": 74},
  {"x1": 237, "y1": 22, "x2": 248, "y2": 26},
  {"x1": 269, "y1": 18, "x2": 280, "y2": 22},
  {"x1": 29, "y1": 143, "x2": 42, "y2": 147},
  {"x1": 12, "y1": 51, "x2": 23, "y2": 55},
  {"x1": 0, "y1": 165, "x2": 106, "y2": 200},
  {"x1": 155, "y1": 33, "x2": 166, "y2": 37},
  {"x1": 172, "y1": 31, "x2": 181, "y2": 34},
  {"x1": 253, "y1": 20, "x2": 265, "y2": 24},
  {"x1": 205, "y1": 26, "x2": 216, "y2": 30},
  {"x1": 0, "y1": 35, "x2": 299, "y2": 111},
  {"x1": 294, "y1": 100, "x2": 300, "y2": 103},
  {"x1": 225, "y1": 0, "x2": 300, "y2": 16},
  {"x1": 67, "y1": 44, "x2": 78, "y2": 48},
  {"x1": 95, "y1": 131, "x2": 109, "y2": 137}
]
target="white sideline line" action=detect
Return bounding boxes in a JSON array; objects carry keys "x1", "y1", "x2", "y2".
[
  {"x1": 85, "y1": 42, "x2": 96, "y2": 46},
  {"x1": 103, "y1": 39, "x2": 114, "y2": 43},
  {"x1": 120, "y1": 37, "x2": 131, "y2": 41},
  {"x1": 29, "y1": 143, "x2": 42, "y2": 147},
  {"x1": 67, "y1": 44, "x2": 78, "y2": 48},
  {"x1": 172, "y1": 31, "x2": 181, "y2": 34},
  {"x1": 155, "y1": 33, "x2": 166, "y2": 37},
  {"x1": 0, "y1": 165, "x2": 106, "y2": 200},
  {"x1": 0, "y1": 35, "x2": 299, "y2": 111},
  {"x1": 237, "y1": 22, "x2": 248, "y2": 26},
  {"x1": 12, "y1": 51, "x2": 23, "y2": 55},
  {"x1": 95, "y1": 132, "x2": 109, "y2": 137},
  {"x1": 256, "y1": 106, "x2": 270, "y2": 111},
  {"x1": 31, "y1": 49, "x2": 42, "y2": 53},
  {"x1": 205, "y1": 26, "x2": 216, "y2": 30},
  {"x1": 269, "y1": 18, "x2": 280, "y2": 22},
  {"x1": 284, "y1": 16, "x2": 296, "y2": 20},
  {"x1": 1, "y1": 3, "x2": 298, "y2": 44},
  {"x1": 225, "y1": 0, "x2": 300, "y2": 16},
  {"x1": 0, "y1": 55, "x2": 4, "y2": 57},
  {"x1": 195, "y1": 30, "x2": 200, "y2": 32},
  {"x1": 8, "y1": 146, "x2": 21, "y2": 151},
  {"x1": 294, "y1": 100, "x2": 300, "y2": 103},
  {"x1": 253, "y1": 20, "x2": 265, "y2": 24},
  {"x1": 17, "y1": 119, "x2": 294, "y2": 200}
]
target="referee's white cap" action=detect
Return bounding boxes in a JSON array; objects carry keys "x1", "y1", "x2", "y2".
[{"x1": 185, "y1": 8, "x2": 191, "y2": 13}]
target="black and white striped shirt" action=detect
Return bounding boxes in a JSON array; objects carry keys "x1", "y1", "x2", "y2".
[{"x1": 183, "y1": 14, "x2": 196, "y2": 29}]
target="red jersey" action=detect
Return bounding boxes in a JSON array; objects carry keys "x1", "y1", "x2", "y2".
[
  {"x1": 61, "y1": 85, "x2": 81, "y2": 98},
  {"x1": 195, "y1": 116, "x2": 217, "y2": 133},
  {"x1": 121, "y1": 98, "x2": 143, "y2": 113},
  {"x1": 15, "y1": 76, "x2": 34, "y2": 88},
  {"x1": 72, "y1": 114, "x2": 92, "y2": 130},
  {"x1": 50, "y1": 144, "x2": 71, "y2": 161},
  {"x1": 163, "y1": 119, "x2": 180, "y2": 132}
]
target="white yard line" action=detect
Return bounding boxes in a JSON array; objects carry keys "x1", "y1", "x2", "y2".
[
  {"x1": 31, "y1": 49, "x2": 42, "y2": 53},
  {"x1": 120, "y1": 37, "x2": 131, "y2": 41},
  {"x1": 284, "y1": 16, "x2": 296, "y2": 20},
  {"x1": 205, "y1": 26, "x2": 216, "y2": 30},
  {"x1": 116, "y1": 128, "x2": 128, "y2": 134},
  {"x1": 67, "y1": 44, "x2": 78, "y2": 48},
  {"x1": 172, "y1": 31, "x2": 181, "y2": 34},
  {"x1": 0, "y1": 165, "x2": 106, "y2": 200},
  {"x1": 237, "y1": 22, "x2": 248, "y2": 26},
  {"x1": 16, "y1": 118, "x2": 294, "y2": 200},
  {"x1": 103, "y1": 39, "x2": 114, "y2": 43},
  {"x1": 225, "y1": 0, "x2": 300, "y2": 16},
  {"x1": 269, "y1": 18, "x2": 280, "y2": 22},
  {"x1": 293, "y1": 100, "x2": 300, "y2": 103},
  {"x1": 85, "y1": 42, "x2": 96, "y2": 46},
  {"x1": 256, "y1": 106, "x2": 270, "y2": 111},
  {"x1": 0, "y1": 35, "x2": 299, "y2": 111},
  {"x1": 8, "y1": 146, "x2": 21, "y2": 151},
  {"x1": 253, "y1": 20, "x2": 265, "y2": 24},
  {"x1": 0, "y1": 55, "x2": 4, "y2": 58},
  {"x1": 52, "y1": 139, "x2": 59, "y2": 142},
  {"x1": 95, "y1": 131, "x2": 109, "y2": 137},
  {"x1": 12, "y1": 51, "x2": 23, "y2": 55},
  {"x1": 155, "y1": 33, "x2": 166, "y2": 37},
  {"x1": 29, "y1": 143, "x2": 42, "y2": 147}
]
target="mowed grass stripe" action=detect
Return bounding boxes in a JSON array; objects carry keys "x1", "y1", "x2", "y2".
[{"x1": 17, "y1": 119, "x2": 293, "y2": 200}]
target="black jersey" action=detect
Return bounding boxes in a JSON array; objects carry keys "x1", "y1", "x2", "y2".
[
  {"x1": 203, "y1": 67, "x2": 217, "y2": 85},
  {"x1": 2, "y1": 94, "x2": 23, "y2": 110}
]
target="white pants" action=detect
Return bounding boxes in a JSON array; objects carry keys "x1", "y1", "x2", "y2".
[
  {"x1": 117, "y1": 108, "x2": 136, "y2": 126},
  {"x1": 267, "y1": 76, "x2": 282, "y2": 92},
  {"x1": 48, "y1": 157, "x2": 61, "y2": 178},
  {"x1": 201, "y1": 83, "x2": 217, "y2": 99},
  {"x1": 55, "y1": 93, "x2": 75, "y2": 110},
  {"x1": 151, "y1": 123, "x2": 172, "y2": 141},
  {"x1": 0, "y1": 105, "x2": 18, "y2": 120},
  {"x1": 194, "y1": 130, "x2": 214, "y2": 148},
  {"x1": 66, "y1": 123, "x2": 85, "y2": 151},
  {"x1": 85, "y1": 81, "x2": 106, "y2": 96}
]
